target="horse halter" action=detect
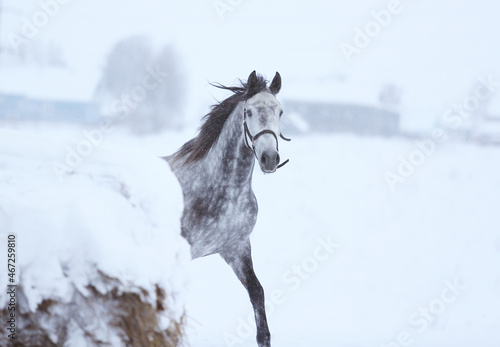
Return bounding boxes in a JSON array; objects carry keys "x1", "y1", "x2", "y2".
[{"x1": 243, "y1": 107, "x2": 291, "y2": 169}]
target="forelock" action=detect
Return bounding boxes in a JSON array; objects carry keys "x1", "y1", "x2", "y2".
[{"x1": 246, "y1": 92, "x2": 280, "y2": 108}]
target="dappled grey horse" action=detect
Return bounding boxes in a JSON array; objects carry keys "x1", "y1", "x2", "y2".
[{"x1": 165, "y1": 71, "x2": 290, "y2": 347}]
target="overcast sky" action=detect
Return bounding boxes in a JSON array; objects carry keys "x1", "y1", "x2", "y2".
[{"x1": 1, "y1": 0, "x2": 499, "y2": 129}]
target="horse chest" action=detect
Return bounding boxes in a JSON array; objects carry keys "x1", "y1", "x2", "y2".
[
  {"x1": 190, "y1": 186, "x2": 256, "y2": 228},
  {"x1": 182, "y1": 185, "x2": 258, "y2": 257}
]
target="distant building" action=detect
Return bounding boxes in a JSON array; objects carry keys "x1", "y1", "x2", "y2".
[
  {"x1": 0, "y1": 93, "x2": 98, "y2": 122},
  {"x1": 472, "y1": 115, "x2": 500, "y2": 145},
  {"x1": 283, "y1": 100, "x2": 399, "y2": 136},
  {"x1": 281, "y1": 75, "x2": 401, "y2": 136},
  {"x1": 0, "y1": 66, "x2": 99, "y2": 123}
]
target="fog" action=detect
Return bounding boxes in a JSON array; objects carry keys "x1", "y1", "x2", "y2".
[{"x1": 1, "y1": 1, "x2": 499, "y2": 346}]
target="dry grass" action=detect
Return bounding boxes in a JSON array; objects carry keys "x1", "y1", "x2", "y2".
[{"x1": 0, "y1": 272, "x2": 185, "y2": 347}]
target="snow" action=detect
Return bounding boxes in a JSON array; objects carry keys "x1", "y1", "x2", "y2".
[
  {"x1": 2, "y1": 123, "x2": 499, "y2": 346},
  {"x1": 2, "y1": 0, "x2": 500, "y2": 345},
  {"x1": 0, "y1": 127, "x2": 191, "y2": 343},
  {"x1": 180, "y1": 133, "x2": 500, "y2": 347}
]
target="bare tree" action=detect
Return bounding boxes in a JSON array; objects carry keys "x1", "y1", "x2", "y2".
[
  {"x1": 98, "y1": 36, "x2": 186, "y2": 133},
  {"x1": 150, "y1": 43, "x2": 186, "y2": 130},
  {"x1": 101, "y1": 35, "x2": 154, "y2": 99}
]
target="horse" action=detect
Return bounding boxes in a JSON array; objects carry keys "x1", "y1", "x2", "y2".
[{"x1": 165, "y1": 71, "x2": 290, "y2": 347}]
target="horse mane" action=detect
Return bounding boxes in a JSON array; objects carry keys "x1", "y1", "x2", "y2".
[{"x1": 172, "y1": 73, "x2": 269, "y2": 165}]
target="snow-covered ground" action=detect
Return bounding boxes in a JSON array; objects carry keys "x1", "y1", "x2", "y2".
[
  {"x1": 0, "y1": 127, "x2": 190, "y2": 345},
  {"x1": 1, "y1": 123, "x2": 499, "y2": 346},
  {"x1": 183, "y1": 133, "x2": 500, "y2": 347}
]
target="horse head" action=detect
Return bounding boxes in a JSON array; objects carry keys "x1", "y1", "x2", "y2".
[{"x1": 243, "y1": 71, "x2": 290, "y2": 173}]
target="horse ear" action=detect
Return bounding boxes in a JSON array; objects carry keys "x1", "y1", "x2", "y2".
[
  {"x1": 269, "y1": 72, "x2": 281, "y2": 94},
  {"x1": 247, "y1": 70, "x2": 258, "y2": 89}
]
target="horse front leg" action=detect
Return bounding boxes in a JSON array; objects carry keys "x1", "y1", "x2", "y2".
[{"x1": 220, "y1": 239, "x2": 271, "y2": 347}]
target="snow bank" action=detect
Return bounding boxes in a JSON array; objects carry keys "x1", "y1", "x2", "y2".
[{"x1": 0, "y1": 129, "x2": 190, "y2": 346}]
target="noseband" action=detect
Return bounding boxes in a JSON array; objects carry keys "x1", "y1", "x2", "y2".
[{"x1": 243, "y1": 108, "x2": 291, "y2": 169}]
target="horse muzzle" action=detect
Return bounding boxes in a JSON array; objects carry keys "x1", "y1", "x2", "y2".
[{"x1": 258, "y1": 149, "x2": 280, "y2": 173}]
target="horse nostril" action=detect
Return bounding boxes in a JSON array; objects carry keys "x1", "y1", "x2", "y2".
[
  {"x1": 261, "y1": 153, "x2": 267, "y2": 165},
  {"x1": 276, "y1": 154, "x2": 280, "y2": 165}
]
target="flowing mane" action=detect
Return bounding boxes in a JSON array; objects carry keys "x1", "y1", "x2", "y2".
[{"x1": 172, "y1": 73, "x2": 269, "y2": 164}]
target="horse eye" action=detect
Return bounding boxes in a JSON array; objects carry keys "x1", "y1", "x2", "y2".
[{"x1": 246, "y1": 110, "x2": 253, "y2": 117}]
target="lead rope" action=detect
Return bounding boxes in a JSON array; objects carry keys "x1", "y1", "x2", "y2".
[{"x1": 243, "y1": 108, "x2": 291, "y2": 169}]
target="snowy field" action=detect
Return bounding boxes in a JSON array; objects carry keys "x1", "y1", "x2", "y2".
[
  {"x1": 183, "y1": 132, "x2": 500, "y2": 347},
  {"x1": 1, "y1": 123, "x2": 499, "y2": 346},
  {"x1": 0, "y1": 127, "x2": 190, "y2": 345}
]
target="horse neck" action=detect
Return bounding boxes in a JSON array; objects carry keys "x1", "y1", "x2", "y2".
[{"x1": 204, "y1": 102, "x2": 255, "y2": 187}]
